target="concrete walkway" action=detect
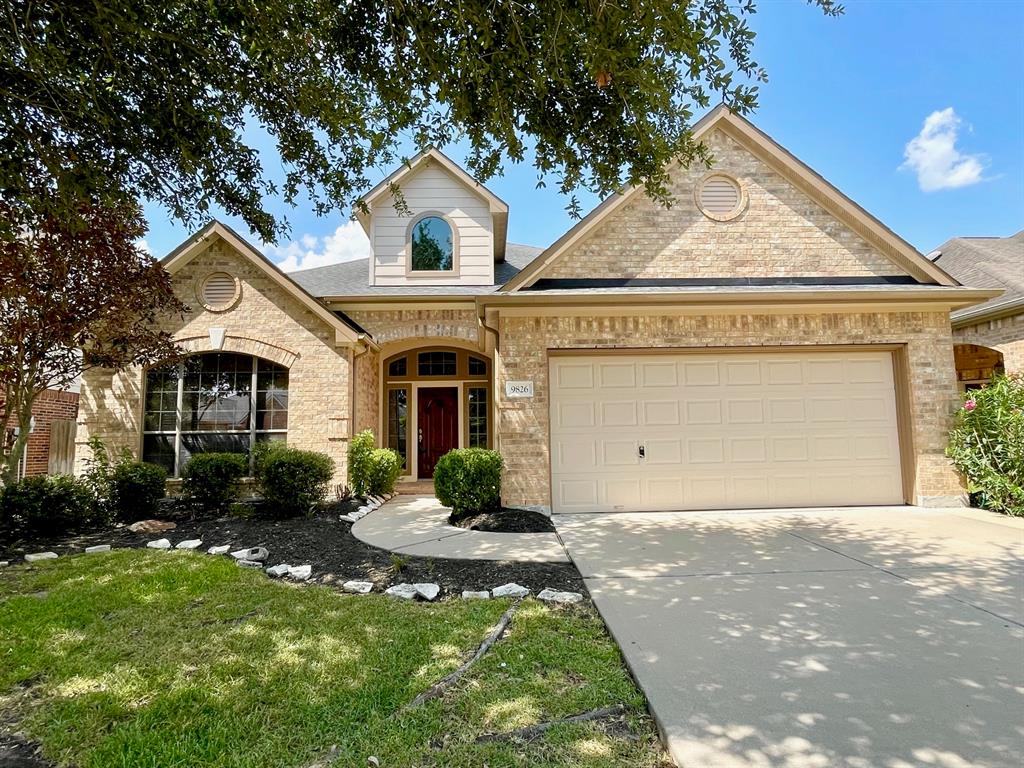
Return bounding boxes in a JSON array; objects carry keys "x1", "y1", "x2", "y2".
[
  {"x1": 556, "y1": 506, "x2": 1024, "y2": 768},
  {"x1": 351, "y1": 495, "x2": 570, "y2": 563}
]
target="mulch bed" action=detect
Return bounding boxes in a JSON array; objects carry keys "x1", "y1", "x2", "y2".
[
  {"x1": 0, "y1": 500, "x2": 583, "y2": 599},
  {"x1": 450, "y1": 507, "x2": 556, "y2": 533}
]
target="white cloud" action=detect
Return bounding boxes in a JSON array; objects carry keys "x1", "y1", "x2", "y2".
[
  {"x1": 135, "y1": 238, "x2": 152, "y2": 255},
  {"x1": 901, "y1": 108, "x2": 987, "y2": 192},
  {"x1": 267, "y1": 220, "x2": 372, "y2": 272}
]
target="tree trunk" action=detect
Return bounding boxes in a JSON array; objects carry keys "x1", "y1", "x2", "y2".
[{"x1": 0, "y1": 389, "x2": 35, "y2": 486}]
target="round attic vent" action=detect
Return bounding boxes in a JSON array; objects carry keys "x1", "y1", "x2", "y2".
[
  {"x1": 696, "y1": 173, "x2": 746, "y2": 221},
  {"x1": 199, "y1": 272, "x2": 239, "y2": 311}
]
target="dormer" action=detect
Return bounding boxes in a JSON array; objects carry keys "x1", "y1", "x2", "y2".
[{"x1": 355, "y1": 149, "x2": 509, "y2": 286}]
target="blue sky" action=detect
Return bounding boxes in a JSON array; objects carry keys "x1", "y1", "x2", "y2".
[{"x1": 142, "y1": 0, "x2": 1024, "y2": 270}]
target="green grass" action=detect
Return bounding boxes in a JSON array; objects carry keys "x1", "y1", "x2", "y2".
[{"x1": 0, "y1": 551, "x2": 668, "y2": 767}]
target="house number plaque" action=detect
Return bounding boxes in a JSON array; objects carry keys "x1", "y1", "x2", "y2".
[{"x1": 504, "y1": 381, "x2": 535, "y2": 398}]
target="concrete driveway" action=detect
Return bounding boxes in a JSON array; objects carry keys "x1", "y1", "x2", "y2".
[{"x1": 555, "y1": 506, "x2": 1024, "y2": 768}]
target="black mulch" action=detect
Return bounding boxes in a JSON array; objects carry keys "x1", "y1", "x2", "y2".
[
  {"x1": 450, "y1": 507, "x2": 556, "y2": 533},
  {"x1": 0, "y1": 499, "x2": 582, "y2": 599},
  {"x1": 0, "y1": 731, "x2": 51, "y2": 768}
]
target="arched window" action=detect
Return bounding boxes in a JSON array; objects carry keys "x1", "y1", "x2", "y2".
[
  {"x1": 410, "y1": 215, "x2": 454, "y2": 272},
  {"x1": 142, "y1": 352, "x2": 288, "y2": 475}
]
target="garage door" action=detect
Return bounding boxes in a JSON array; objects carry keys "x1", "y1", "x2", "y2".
[{"x1": 549, "y1": 350, "x2": 904, "y2": 513}]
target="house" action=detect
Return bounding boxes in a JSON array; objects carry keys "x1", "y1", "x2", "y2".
[
  {"x1": 929, "y1": 231, "x2": 1023, "y2": 389},
  {"x1": 75, "y1": 106, "x2": 998, "y2": 514}
]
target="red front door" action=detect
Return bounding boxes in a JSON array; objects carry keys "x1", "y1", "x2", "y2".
[{"x1": 418, "y1": 387, "x2": 458, "y2": 478}]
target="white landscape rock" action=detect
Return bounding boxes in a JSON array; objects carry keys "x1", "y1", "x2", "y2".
[
  {"x1": 384, "y1": 583, "x2": 419, "y2": 600},
  {"x1": 342, "y1": 580, "x2": 374, "y2": 594},
  {"x1": 492, "y1": 583, "x2": 530, "y2": 599},
  {"x1": 84, "y1": 544, "x2": 111, "y2": 554},
  {"x1": 207, "y1": 545, "x2": 231, "y2": 555},
  {"x1": 146, "y1": 539, "x2": 171, "y2": 550},
  {"x1": 462, "y1": 590, "x2": 490, "y2": 600},
  {"x1": 231, "y1": 547, "x2": 268, "y2": 562},
  {"x1": 176, "y1": 539, "x2": 203, "y2": 550},
  {"x1": 414, "y1": 583, "x2": 440, "y2": 602},
  {"x1": 537, "y1": 588, "x2": 584, "y2": 605},
  {"x1": 236, "y1": 559, "x2": 263, "y2": 568},
  {"x1": 25, "y1": 552, "x2": 59, "y2": 562},
  {"x1": 0, "y1": 561, "x2": 9, "y2": 568},
  {"x1": 288, "y1": 564, "x2": 312, "y2": 581},
  {"x1": 266, "y1": 564, "x2": 291, "y2": 578},
  {"x1": 356, "y1": 506, "x2": 372, "y2": 517},
  {"x1": 339, "y1": 514, "x2": 356, "y2": 523}
]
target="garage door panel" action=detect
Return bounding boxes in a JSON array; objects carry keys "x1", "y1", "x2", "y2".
[{"x1": 549, "y1": 351, "x2": 904, "y2": 513}]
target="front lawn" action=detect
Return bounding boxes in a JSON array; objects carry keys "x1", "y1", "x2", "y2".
[{"x1": 0, "y1": 551, "x2": 668, "y2": 767}]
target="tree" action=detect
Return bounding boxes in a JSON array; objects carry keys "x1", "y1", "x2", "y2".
[
  {"x1": 0, "y1": 0, "x2": 843, "y2": 241},
  {"x1": 0, "y1": 198, "x2": 186, "y2": 485}
]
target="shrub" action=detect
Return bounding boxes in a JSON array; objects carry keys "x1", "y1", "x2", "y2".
[
  {"x1": 181, "y1": 453, "x2": 247, "y2": 513},
  {"x1": 347, "y1": 430, "x2": 376, "y2": 497},
  {"x1": 81, "y1": 437, "x2": 166, "y2": 522},
  {"x1": 108, "y1": 460, "x2": 167, "y2": 521},
  {"x1": 433, "y1": 448, "x2": 503, "y2": 517},
  {"x1": 366, "y1": 448, "x2": 402, "y2": 497},
  {"x1": 256, "y1": 446, "x2": 334, "y2": 518},
  {"x1": 947, "y1": 374, "x2": 1024, "y2": 516},
  {"x1": 0, "y1": 474, "x2": 96, "y2": 537}
]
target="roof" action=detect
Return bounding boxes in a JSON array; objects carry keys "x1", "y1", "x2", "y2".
[
  {"x1": 162, "y1": 220, "x2": 374, "y2": 348},
  {"x1": 290, "y1": 242, "x2": 542, "y2": 298},
  {"x1": 501, "y1": 105, "x2": 960, "y2": 291},
  {"x1": 931, "y1": 231, "x2": 1023, "y2": 325}
]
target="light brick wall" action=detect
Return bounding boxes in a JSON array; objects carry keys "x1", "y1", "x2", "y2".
[
  {"x1": 952, "y1": 312, "x2": 1024, "y2": 375},
  {"x1": 495, "y1": 310, "x2": 965, "y2": 510},
  {"x1": 76, "y1": 240, "x2": 353, "y2": 483},
  {"x1": 544, "y1": 128, "x2": 903, "y2": 280},
  {"x1": 345, "y1": 309, "x2": 479, "y2": 346}
]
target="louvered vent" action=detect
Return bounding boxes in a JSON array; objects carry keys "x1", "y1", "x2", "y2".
[
  {"x1": 202, "y1": 273, "x2": 236, "y2": 308},
  {"x1": 699, "y1": 176, "x2": 741, "y2": 215}
]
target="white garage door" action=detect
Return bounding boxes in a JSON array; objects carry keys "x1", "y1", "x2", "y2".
[{"x1": 549, "y1": 350, "x2": 904, "y2": 513}]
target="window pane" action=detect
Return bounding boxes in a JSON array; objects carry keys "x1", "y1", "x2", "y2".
[
  {"x1": 183, "y1": 352, "x2": 252, "y2": 432},
  {"x1": 387, "y1": 356, "x2": 407, "y2": 377},
  {"x1": 387, "y1": 389, "x2": 408, "y2": 471},
  {"x1": 417, "y1": 351, "x2": 457, "y2": 376},
  {"x1": 410, "y1": 216, "x2": 454, "y2": 271},
  {"x1": 468, "y1": 356, "x2": 487, "y2": 375},
  {"x1": 142, "y1": 434, "x2": 176, "y2": 475},
  {"x1": 468, "y1": 387, "x2": 488, "y2": 448},
  {"x1": 180, "y1": 433, "x2": 251, "y2": 467}
]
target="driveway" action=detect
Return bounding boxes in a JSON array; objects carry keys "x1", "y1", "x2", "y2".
[{"x1": 555, "y1": 506, "x2": 1024, "y2": 768}]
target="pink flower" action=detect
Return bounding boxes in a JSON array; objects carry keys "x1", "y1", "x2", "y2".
[{"x1": 963, "y1": 399, "x2": 977, "y2": 411}]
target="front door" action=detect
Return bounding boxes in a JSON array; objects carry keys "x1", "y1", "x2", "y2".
[{"x1": 418, "y1": 387, "x2": 458, "y2": 478}]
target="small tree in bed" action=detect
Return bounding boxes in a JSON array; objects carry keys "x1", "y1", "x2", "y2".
[{"x1": 0, "y1": 197, "x2": 186, "y2": 485}]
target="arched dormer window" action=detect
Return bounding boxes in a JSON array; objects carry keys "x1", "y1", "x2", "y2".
[{"x1": 409, "y1": 215, "x2": 455, "y2": 273}]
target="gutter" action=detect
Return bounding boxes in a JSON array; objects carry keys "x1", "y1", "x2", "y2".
[{"x1": 951, "y1": 295, "x2": 1024, "y2": 328}]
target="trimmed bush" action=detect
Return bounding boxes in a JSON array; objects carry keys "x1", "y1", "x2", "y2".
[
  {"x1": 108, "y1": 460, "x2": 167, "y2": 521},
  {"x1": 366, "y1": 448, "x2": 402, "y2": 497},
  {"x1": 433, "y1": 448, "x2": 503, "y2": 516},
  {"x1": 347, "y1": 430, "x2": 376, "y2": 497},
  {"x1": 181, "y1": 453, "x2": 247, "y2": 513},
  {"x1": 0, "y1": 474, "x2": 96, "y2": 537},
  {"x1": 256, "y1": 446, "x2": 334, "y2": 518},
  {"x1": 947, "y1": 374, "x2": 1024, "y2": 516}
]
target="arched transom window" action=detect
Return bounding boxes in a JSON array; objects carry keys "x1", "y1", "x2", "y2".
[
  {"x1": 143, "y1": 352, "x2": 288, "y2": 475},
  {"x1": 410, "y1": 215, "x2": 454, "y2": 272}
]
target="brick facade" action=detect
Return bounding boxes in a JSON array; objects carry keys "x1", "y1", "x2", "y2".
[
  {"x1": 76, "y1": 240, "x2": 354, "y2": 484},
  {"x1": 544, "y1": 128, "x2": 904, "y2": 280},
  {"x1": 1, "y1": 389, "x2": 79, "y2": 477},
  {"x1": 494, "y1": 310, "x2": 965, "y2": 510},
  {"x1": 952, "y1": 312, "x2": 1024, "y2": 376}
]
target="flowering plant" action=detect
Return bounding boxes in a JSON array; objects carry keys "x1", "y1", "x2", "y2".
[{"x1": 947, "y1": 374, "x2": 1024, "y2": 516}]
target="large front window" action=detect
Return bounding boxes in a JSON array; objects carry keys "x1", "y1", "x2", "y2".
[{"x1": 143, "y1": 353, "x2": 288, "y2": 475}]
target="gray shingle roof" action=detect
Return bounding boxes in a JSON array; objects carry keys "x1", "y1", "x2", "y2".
[
  {"x1": 289, "y1": 243, "x2": 543, "y2": 297},
  {"x1": 932, "y1": 231, "x2": 1024, "y2": 320}
]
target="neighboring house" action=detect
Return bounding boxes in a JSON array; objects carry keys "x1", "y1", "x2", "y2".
[
  {"x1": 929, "y1": 231, "x2": 1024, "y2": 389},
  {"x1": 75, "y1": 106, "x2": 997, "y2": 513},
  {"x1": 2, "y1": 387, "x2": 79, "y2": 479}
]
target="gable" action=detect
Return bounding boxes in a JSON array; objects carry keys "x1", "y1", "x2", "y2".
[
  {"x1": 504, "y1": 108, "x2": 957, "y2": 290},
  {"x1": 162, "y1": 222, "x2": 369, "y2": 347},
  {"x1": 538, "y1": 128, "x2": 907, "y2": 282}
]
